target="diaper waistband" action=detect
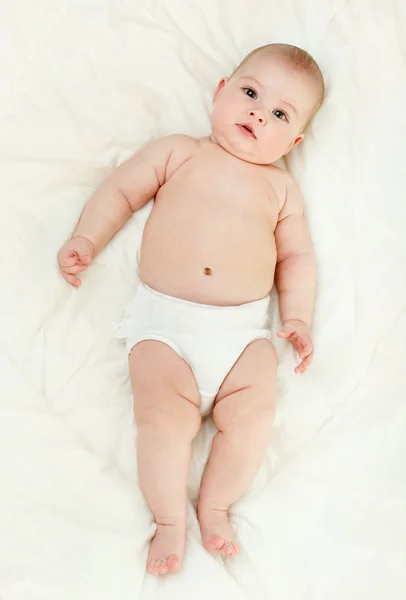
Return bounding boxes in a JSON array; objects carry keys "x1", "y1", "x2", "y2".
[{"x1": 127, "y1": 283, "x2": 271, "y2": 332}]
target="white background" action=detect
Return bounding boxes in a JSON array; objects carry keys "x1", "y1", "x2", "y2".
[{"x1": 0, "y1": 1, "x2": 405, "y2": 598}]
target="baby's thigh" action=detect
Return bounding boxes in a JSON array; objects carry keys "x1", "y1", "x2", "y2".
[
  {"x1": 213, "y1": 339, "x2": 277, "y2": 431},
  {"x1": 217, "y1": 338, "x2": 277, "y2": 401},
  {"x1": 129, "y1": 340, "x2": 201, "y2": 430}
]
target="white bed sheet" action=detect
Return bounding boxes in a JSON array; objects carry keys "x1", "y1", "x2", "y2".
[{"x1": 1, "y1": 1, "x2": 406, "y2": 598}]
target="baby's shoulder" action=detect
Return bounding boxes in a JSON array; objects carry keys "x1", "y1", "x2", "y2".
[
  {"x1": 265, "y1": 165, "x2": 289, "y2": 211},
  {"x1": 265, "y1": 166, "x2": 303, "y2": 215},
  {"x1": 161, "y1": 133, "x2": 199, "y2": 147},
  {"x1": 267, "y1": 166, "x2": 304, "y2": 219},
  {"x1": 156, "y1": 133, "x2": 200, "y2": 157},
  {"x1": 158, "y1": 134, "x2": 200, "y2": 179}
]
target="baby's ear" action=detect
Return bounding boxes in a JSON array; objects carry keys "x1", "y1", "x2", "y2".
[
  {"x1": 213, "y1": 77, "x2": 229, "y2": 103},
  {"x1": 286, "y1": 133, "x2": 304, "y2": 153}
]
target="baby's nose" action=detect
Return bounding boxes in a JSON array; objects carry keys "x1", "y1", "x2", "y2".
[{"x1": 249, "y1": 110, "x2": 266, "y2": 125}]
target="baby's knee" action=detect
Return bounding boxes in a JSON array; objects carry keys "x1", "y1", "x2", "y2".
[{"x1": 214, "y1": 389, "x2": 275, "y2": 436}]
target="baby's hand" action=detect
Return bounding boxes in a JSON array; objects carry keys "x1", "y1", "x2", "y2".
[
  {"x1": 58, "y1": 236, "x2": 94, "y2": 288},
  {"x1": 277, "y1": 319, "x2": 314, "y2": 374}
]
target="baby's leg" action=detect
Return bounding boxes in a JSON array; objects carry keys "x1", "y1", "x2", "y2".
[
  {"x1": 197, "y1": 339, "x2": 277, "y2": 556},
  {"x1": 129, "y1": 341, "x2": 201, "y2": 575}
]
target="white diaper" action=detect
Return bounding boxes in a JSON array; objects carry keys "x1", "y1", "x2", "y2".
[{"x1": 117, "y1": 283, "x2": 271, "y2": 416}]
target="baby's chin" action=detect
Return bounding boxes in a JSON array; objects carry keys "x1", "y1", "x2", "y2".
[
  {"x1": 210, "y1": 128, "x2": 281, "y2": 165},
  {"x1": 212, "y1": 135, "x2": 278, "y2": 165}
]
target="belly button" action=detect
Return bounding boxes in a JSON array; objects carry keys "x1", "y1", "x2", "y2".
[{"x1": 203, "y1": 267, "x2": 212, "y2": 276}]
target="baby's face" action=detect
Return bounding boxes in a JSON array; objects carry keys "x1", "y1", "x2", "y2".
[{"x1": 211, "y1": 52, "x2": 319, "y2": 164}]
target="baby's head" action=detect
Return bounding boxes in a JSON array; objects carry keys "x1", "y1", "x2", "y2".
[{"x1": 211, "y1": 44, "x2": 324, "y2": 164}]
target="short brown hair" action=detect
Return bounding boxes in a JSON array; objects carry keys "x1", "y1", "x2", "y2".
[{"x1": 234, "y1": 43, "x2": 325, "y2": 118}]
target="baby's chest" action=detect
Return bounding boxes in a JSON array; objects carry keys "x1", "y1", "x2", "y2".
[{"x1": 170, "y1": 157, "x2": 279, "y2": 217}]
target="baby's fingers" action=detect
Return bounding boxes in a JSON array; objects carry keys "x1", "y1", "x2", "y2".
[
  {"x1": 62, "y1": 264, "x2": 88, "y2": 275},
  {"x1": 294, "y1": 351, "x2": 314, "y2": 374},
  {"x1": 63, "y1": 273, "x2": 82, "y2": 288},
  {"x1": 297, "y1": 337, "x2": 313, "y2": 358},
  {"x1": 58, "y1": 250, "x2": 79, "y2": 268},
  {"x1": 277, "y1": 328, "x2": 295, "y2": 339},
  {"x1": 78, "y1": 254, "x2": 92, "y2": 264}
]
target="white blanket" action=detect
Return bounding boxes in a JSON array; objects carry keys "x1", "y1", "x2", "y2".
[{"x1": 1, "y1": 1, "x2": 405, "y2": 598}]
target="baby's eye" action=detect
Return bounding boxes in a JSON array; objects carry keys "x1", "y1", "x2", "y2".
[
  {"x1": 243, "y1": 87, "x2": 257, "y2": 100},
  {"x1": 272, "y1": 109, "x2": 288, "y2": 121}
]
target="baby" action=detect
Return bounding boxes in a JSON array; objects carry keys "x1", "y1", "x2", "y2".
[{"x1": 58, "y1": 43, "x2": 324, "y2": 576}]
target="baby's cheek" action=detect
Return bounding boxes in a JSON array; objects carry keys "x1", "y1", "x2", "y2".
[
  {"x1": 213, "y1": 105, "x2": 227, "y2": 124},
  {"x1": 264, "y1": 128, "x2": 287, "y2": 150},
  {"x1": 211, "y1": 111, "x2": 228, "y2": 139}
]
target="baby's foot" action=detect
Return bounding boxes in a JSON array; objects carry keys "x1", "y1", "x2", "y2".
[
  {"x1": 147, "y1": 518, "x2": 185, "y2": 576},
  {"x1": 197, "y1": 506, "x2": 240, "y2": 557}
]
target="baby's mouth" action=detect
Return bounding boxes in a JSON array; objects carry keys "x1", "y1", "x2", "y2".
[{"x1": 236, "y1": 123, "x2": 256, "y2": 139}]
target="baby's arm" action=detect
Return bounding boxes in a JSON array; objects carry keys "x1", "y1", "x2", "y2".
[
  {"x1": 72, "y1": 135, "x2": 196, "y2": 255},
  {"x1": 58, "y1": 135, "x2": 197, "y2": 286},
  {"x1": 274, "y1": 173, "x2": 316, "y2": 373},
  {"x1": 274, "y1": 172, "x2": 316, "y2": 327}
]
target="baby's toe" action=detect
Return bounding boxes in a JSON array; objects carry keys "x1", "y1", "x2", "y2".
[
  {"x1": 153, "y1": 560, "x2": 162, "y2": 575},
  {"x1": 158, "y1": 560, "x2": 168, "y2": 575},
  {"x1": 222, "y1": 542, "x2": 234, "y2": 556},
  {"x1": 147, "y1": 558, "x2": 155, "y2": 573},
  {"x1": 167, "y1": 555, "x2": 180, "y2": 572},
  {"x1": 209, "y1": 535, "x2": 225, "y2": 551}
]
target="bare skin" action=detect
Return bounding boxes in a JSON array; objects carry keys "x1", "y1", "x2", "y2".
[{"x1": 58, "y1": 48, "x2": 320, "y2": 574}]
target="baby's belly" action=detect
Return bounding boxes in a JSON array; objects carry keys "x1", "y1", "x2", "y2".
[{"x1": 139, "y1": 214, "x2": 277, "y2": 306}]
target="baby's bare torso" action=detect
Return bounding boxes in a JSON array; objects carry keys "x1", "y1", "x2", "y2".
[{"x1": 140, "y1": 138, "x2": 285, "y2": 305}]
